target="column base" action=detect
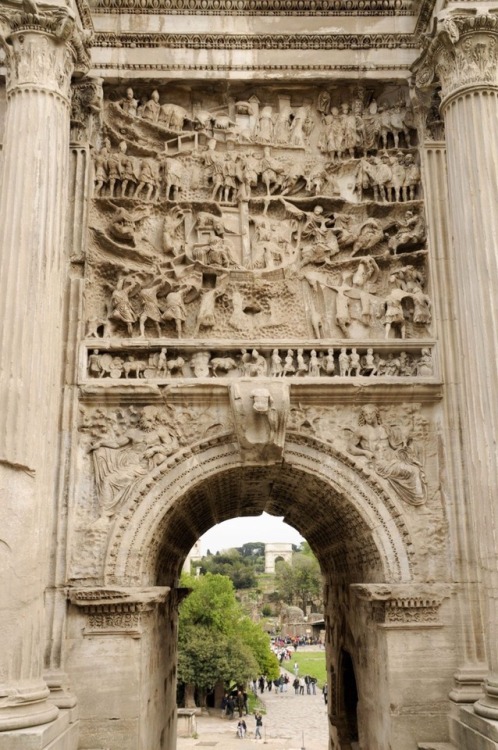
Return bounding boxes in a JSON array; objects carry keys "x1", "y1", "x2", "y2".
[
  {"x1": 0, "y1": 707, "x2": 78, "y2": 750},
  {"x1": 0, "y1": 682, "x2": 58, "y2": 732},
  {"x1": 449, "y1": 665, "x2": 487, "y2": 704},
  {"x1": 451, "y1": 705, "x2": 498, "y2": 749},
  {"x1": 475, "y1": 677, "x2": 498, "y2": 720},
  {"x1": 44, "y1": 673, "x2": 77, "y2": 710}
]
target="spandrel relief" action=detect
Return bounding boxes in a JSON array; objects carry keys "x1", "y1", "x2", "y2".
[
  {"x1": 85, "y1": 82, "x2": 432, "y2": 344},
  {"x1": 288, "y1": 402, "x2": 437, "y2": 509},
  {"x1": 75, "y1": 403, "x2": 232, "y2": 526},
  {"x1": 70, "y1": 402, "x2": 233, "y2": 580}
]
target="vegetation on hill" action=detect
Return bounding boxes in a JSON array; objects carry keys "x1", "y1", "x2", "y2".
[
  {"x1": 274, "y1": 547, "x2": 322, "y2": 613},
  {"x1": 194, "y1": 544, "x2": 265, "y2": 589},
  {"x1": 193, "y1": 540, "x2": 323, "y2": 614}
]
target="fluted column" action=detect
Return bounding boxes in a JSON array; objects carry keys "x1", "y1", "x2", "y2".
[
  {"x1": 0, "y1": 5, "x2": 88, "y2": 731},
  {"x1": 415, "y1": 8, "x2": 498, "y2": 720}
]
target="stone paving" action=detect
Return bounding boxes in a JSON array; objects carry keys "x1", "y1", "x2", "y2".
[{"x1": 177, "y1": 671, "x2": 329, "y2": 750}]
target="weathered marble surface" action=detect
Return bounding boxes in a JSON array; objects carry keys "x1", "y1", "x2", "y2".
[{"x1": 1, "y1": 1, "x2": 497, "y2": 749}]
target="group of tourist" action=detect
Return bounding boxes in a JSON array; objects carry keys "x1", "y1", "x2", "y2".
[
  {"x1": 221, "y1": 689, "x2": 249, "y2": 719},
  {"x1": 235, "y1": 712, "x2": 263, "y2": 740},
  {"x1": 220, "y1": 689, "x2": 264, "y2": 740},
  {"x1": 254, "y1": 671, "x2": 319, "y2": 695},
  {"x1": 292, "y1": 674, "x2": 318, "y2": 695}
]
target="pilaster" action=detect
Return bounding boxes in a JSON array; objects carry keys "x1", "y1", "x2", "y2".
[
  {"x1": 411, "y1": 87, "x2": 488, "y2": 705},
  {"x1": 415, "y1": 5, "x2": 498, "y2": 722},
  {"x1": 0, "y1": 3, "x2": 89, "y2": 734}
]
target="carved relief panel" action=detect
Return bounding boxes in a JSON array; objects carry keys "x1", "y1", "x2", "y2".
[
  {"x1": 69, "y1": 398, "x2": 445, "y2": 583},
  {"x1": 83, "y1": 81, "x2": 433, "y2": 365},
  {"x1": 70, "y1": 78, "x2": 443, "y2": 585}
]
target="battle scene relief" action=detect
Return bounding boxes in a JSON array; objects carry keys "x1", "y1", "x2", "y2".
[{"x1": 83, "y1": 80, "x2": 434, "y2": 382}]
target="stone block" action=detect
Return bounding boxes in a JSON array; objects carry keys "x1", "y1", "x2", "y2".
[
  {"x1": 177, "y1": 709, "x2": 197, "y2": 738},
  {"x1": 0, "y1": 712, "x2": 78, "y2": 750},
  {"x1": 452, "y1": 706, "x2": 498, "y2": 749}
]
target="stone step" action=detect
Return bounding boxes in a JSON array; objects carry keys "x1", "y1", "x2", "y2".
[{"x1": 418, "y1": 743, "x2": 457, "y2": 750}]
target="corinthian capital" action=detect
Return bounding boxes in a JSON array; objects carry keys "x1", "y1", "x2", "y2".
[
  {"x1": 413, "y1": 9, "x2": 498, "y2": 105},
  {"x1": 0, "y1": 2, "x2": 91, "y2": 96}
]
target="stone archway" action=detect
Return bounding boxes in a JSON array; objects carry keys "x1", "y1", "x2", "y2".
[
  {"x1": 65, "y1": 432, "x2": 453, "y2": 750},
  {"x1": 101, "y1": 432, "x2": 413, "y2": 587},
  {"x1": 264, "y1": 542, "x2": 293, "y2": 574}
]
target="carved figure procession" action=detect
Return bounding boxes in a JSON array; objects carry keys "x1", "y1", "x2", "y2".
[
  {"x1": 86, "y1": 345, "x2": 434, "y2": 380},
  {"x1": 86, "y1": 82, "x2": 432, "y2": 344}
]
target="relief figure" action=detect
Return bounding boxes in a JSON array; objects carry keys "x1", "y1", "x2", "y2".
[{"x1": 347, "y1": 404, "x2": 427, "y2": 507}]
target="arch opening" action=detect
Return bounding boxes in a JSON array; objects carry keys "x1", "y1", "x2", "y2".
[
  {"x1": 70, "y1": 438, "x2": 427, "y2": 750},
  {"x1": 153, "y1": 463, "x2": 391, "y2": 589},
  {"x1": 121, "y1": 445, "x2": 412, "y2": 750}
]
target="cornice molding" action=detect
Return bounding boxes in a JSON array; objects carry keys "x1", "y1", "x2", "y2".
[
  {"x1": 91, "y1": 62, "x2": 413, "y2": 71},
  {"x1": 90, "y1": 0, "x2": 412, "y2": 15},
  {"x1": 93, "y1": 30, "x2": 419, "y2": 48}
]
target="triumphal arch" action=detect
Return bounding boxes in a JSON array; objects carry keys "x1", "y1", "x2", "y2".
[{"x1": 0, "y1": 0, "x2": 497, "y2": 748}]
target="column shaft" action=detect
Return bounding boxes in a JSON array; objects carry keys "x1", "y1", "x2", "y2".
[
  {"x1": 422, "y1": 143, "x2": 486, "y2": 699},
  {"x1": 415, "y1": 8, "x2": 498, "y2": 718},
  {"x1": 443, "y1": 88, "x2": 498, "y2": 718},
  {"x1": 0, "y1": 17, "x2": 77, "y2": 731}
]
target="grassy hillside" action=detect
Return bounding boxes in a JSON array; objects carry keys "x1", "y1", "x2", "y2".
[{"x1": 289, "y1": 651, "x2": 327, "y2": 688}]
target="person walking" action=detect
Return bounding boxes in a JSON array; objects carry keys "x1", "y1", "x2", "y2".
[
  {"x1": 237, "y1": 719, "x2": 247, "y2": 738},
  {"x1": 221, "y1": 692, "x2": 228, "y2": 718},
  {"x1": 236, "y1": 690, "x2": 244, "y2": 718},
  {"x1": 226, "y1": 695, "x2": 235, "y2": 719},
  {"x1": 254, "y1": 712, "x2": 263, "y2": 740},
  {"x1": 293, "y1": 677, "x2": 300, "y2": 695}
]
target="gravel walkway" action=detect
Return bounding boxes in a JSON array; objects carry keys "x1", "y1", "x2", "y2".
[{"x1": 177, "y1": 669, "x2": 329, "y2": 750}]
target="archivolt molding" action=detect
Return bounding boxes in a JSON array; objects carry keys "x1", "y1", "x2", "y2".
[
  {"x1": 75, "y1": 0, "x2": 94, "y2": 31},
  {"x1": 102, "y1": 432, "x2": 414, "y2": 587},
  {"x1": 284, "y1": 433, "x2": 412, "y2": 579}
]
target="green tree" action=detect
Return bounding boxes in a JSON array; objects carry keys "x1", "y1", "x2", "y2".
[
  {"x1": 238, "y1": 616, "x2": 279, "y2": 680},
  {"x1": 237, "y1": 542, "x2": 265, "y2": 572},
  {"x1": 177, "y1": 573, "x2": 277, "y2": 707},
  {"x1": 196, "y1": 548, "x2": 258, "y2": 588},
  {"x1": 275, "y1": 552, "x2": 322, "y2": 612}
]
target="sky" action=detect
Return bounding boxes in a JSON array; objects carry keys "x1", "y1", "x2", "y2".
[{"x1": 199, "y1": 512, "x2": 304, "y2": 555}]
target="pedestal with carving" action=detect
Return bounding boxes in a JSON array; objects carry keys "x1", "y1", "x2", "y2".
[{"x1": 0, "y1": 5, "x2": 87, "y2": 742}]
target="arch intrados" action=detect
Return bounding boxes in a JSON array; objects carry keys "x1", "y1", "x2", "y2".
[{"x1": 104, "y1": 433, "x2": 413, "y2": 586}]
